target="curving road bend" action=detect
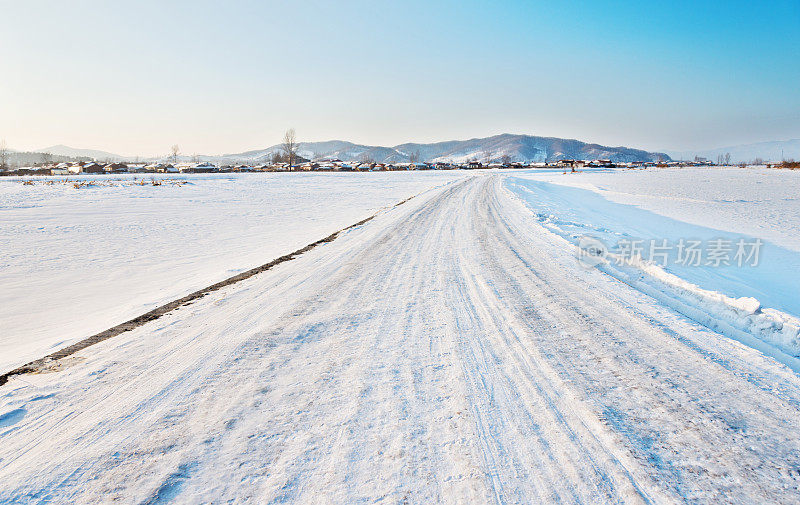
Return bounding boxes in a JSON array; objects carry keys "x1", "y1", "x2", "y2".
[{"x1": 2, "y1": 176, "x2": 800, "y2": 504}]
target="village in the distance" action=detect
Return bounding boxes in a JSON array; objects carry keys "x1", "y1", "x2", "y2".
[{"x1": 2, "y1": 150, "x2": 791, "y2": 176}]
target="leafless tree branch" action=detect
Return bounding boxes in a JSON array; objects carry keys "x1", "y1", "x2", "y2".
[{"x1": 282, "y1": 129, "x2": 298, "y2": 170}]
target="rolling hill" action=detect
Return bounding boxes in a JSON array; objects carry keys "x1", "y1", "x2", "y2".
[{"x1": 225, "y1": 134, "x2": 670, "y2": 164}]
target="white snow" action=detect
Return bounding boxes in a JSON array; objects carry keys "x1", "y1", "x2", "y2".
[
  {"x1": 520, "y1": 166, "x2": 800, "y2": 252},
  {"x1": 2, "y1": 176, "x2": 800, "y2": 503},
  {"x1": 506, "y1": 167, "x2": 800, "y2": 359},
  {"x1": 0, "y1": 172, "x2": 468, "y2": 373}
]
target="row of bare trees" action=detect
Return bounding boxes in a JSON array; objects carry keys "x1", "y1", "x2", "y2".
[
  {"x1": 168, "y1": 145, "x2": 198, "y2": 164},
  {"x1": 479, "y1": 148, "x2": 514, "y2": 166},
  {"x1": 0, "y1": 143, "x2": 53, "y2": 169},
  {"x1": 262, "y1": 129, "x2": 301, "y2": 166},
  {"x1": 92, "y1": 132, "x2": 295, "y2": 169}
]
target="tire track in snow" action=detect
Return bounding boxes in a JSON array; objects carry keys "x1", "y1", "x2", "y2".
[
  {"x1": 476, "y1": 177, "x2": 800, "y2": 503},
  {"x1": 2, "y1": 176, "x2": 800, "y2": 503}
]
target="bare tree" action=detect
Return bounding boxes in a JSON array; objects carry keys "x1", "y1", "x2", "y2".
[
  {"x1": 270, "y1": 151, "x2": 284, "y2": 164},
  {"x1": 0, "y1": 139, "x2": 9, "y2": 170},
  {"x1": 359, "y1": 152, "x2": 376, "y2": 165},
  {"x1": 483, "y1": 148, "x2": 494, "y2": 165},
  {"x1": 282, "y1": 129, "x2": 298, "y2": 170},
  {"x1": 500, "y1": 154, "x2": 512, "y2": 166},
  {"x1": 170, "y1": 144, "x2": 180, "y2": 164},
  {"x1": 408, "y1": 150, "x2": 420, "y2": 164},
  {"x1": 40, "y1": 152, "x2": 52, "y2": 165},
  {"x1": 724, "y1": 152, "x2": 731, "y2": 165}
]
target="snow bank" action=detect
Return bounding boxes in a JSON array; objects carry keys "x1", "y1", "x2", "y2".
[
  {"x1": 600, "y1": 251, "x2": 800, "y2": 360},
  {"x1": 506, "y1": 174, "x2": 800, "y2": 364}
]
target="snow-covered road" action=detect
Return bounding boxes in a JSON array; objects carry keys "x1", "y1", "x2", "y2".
[{"x1": 2, "y1": 175, "x2": 800, "y2": 504}]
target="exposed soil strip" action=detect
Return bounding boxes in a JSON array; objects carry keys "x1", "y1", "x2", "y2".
[{"x1": 0, "y1": 194, "x2": 419, "y2": 387}]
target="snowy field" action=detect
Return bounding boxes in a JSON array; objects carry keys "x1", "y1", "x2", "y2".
[
  {"x1": 3, "y1": 169, "x2": 800, "y2": 503},
  {"x1": 515, "y1": 167, "x2": 800, "y2": 252},
  {"x1": 3, "y1": 175, "x2": 800, "y2": 503},
  {"x1": 0, "y1": 172, "x2": 468, "y2": 373}
]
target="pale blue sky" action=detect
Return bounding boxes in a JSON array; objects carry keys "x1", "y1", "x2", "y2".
[{"x1": 1, "y1": 0, "x2": 798, "y2": 156}]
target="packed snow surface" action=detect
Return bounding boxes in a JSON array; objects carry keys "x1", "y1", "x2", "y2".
[
  {"x1": 2, "y1": 172, "x2": 800, "y2": 503},
  {"x1": 0, "y1": 172, "x2": 467, "y2": 373}
]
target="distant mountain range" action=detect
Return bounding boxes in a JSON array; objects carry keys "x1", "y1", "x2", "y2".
[
  {"x1": 665, "y1": 139, "x2": 800, "y2": 163},
  {"x1": 16, "y1": 135, "x2": 800, "y2": 166},
  {"x1": 225, "y1": 134, "x2": 669, "y2": 164},
  {"x1": 36, "y1": 145, "x2": 125, "y2": 161}
]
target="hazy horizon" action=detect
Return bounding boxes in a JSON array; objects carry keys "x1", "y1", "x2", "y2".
[
  {"x1": 11, "y1": 134, "x2": 799, "y2": 162},
  {"x1": 2, "y1": 0, "x2": 799, "y2": 157}
]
